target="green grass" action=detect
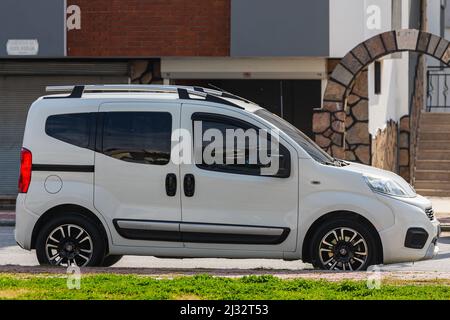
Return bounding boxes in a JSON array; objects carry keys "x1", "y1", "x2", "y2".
[{"x1": 0, "y1": 273, "x2": 449, "y2": 300}]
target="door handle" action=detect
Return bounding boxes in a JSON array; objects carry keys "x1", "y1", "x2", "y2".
[
  {"x1": 165, "y1": 173, "x2": 177, "y2": 197},
  {"x1": 183, "y1": 174, "x2": 195, "y2": 197}
]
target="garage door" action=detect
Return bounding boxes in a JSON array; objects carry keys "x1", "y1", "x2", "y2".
[{"x1": 0, "y1": 67, "x2": 129, "y2": 196}]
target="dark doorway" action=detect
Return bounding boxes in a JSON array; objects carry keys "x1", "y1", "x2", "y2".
[{"x1": 173, "y1": 79, "x2": 321, "y2": 138}]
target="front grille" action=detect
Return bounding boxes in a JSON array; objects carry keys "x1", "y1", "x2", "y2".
[{"x1": 425, "y1": 207, "x2": 435, "y2": 221}]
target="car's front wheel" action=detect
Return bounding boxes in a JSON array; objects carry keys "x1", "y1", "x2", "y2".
[
  {"x1": 310, "y1": 218, "x2": 380, "y2": 271},
  {"x1": 36, "y1": 213, "x2": 106, "y2": 267}
]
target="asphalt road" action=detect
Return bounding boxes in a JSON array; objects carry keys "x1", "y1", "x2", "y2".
[{"x1": 1, "y1": 226, "x2": 449, "y2": 272}]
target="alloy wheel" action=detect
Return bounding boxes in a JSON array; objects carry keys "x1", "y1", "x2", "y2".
[
  {"x1": 45, "y1": 224, "x2": 94, "y2": 267},
  {"x1": 318, "y1": 227, "x2": 369, "y2": 271}
]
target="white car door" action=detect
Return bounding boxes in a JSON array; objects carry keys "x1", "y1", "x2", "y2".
[
  {"x1": 94, "y1": 102, "x2": 182, "y2": 247},
  {"x1": 179, "y1": 103, "x2": 299, "y2": 252}
]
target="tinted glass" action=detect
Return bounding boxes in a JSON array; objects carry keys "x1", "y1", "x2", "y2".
[
  {"x1": 194, "y1": 114, "x2": 290, "y2": 177},
  {"x1": 45, "y1": 113, "x2": 93, "y2": 149},
  {"x1": 102, "y1": 112, "x2": 172, "y2": 165}
]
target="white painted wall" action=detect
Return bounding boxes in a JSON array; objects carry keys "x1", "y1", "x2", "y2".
[
  {"x1": 330, "y1": 0, "x2": 392, "y2": 57},
  {"x1": 368, "y1": 0, "x2": 410, "y2": 136},
  {"x1": 427, "y1": 0, "x2": 443, "y2": 35},
  {"x1": 330, "y1": 0, "x2": 364, "y2": 58},
  {"x1": 368, "y1": 53, "x2": 410, "y2": 135},
  {"x1": 427, "y1": 0, "x2": 444, "y2": 66},
  {"x1": 445, "y1": 1, "x2": 450, "y2": 40}
]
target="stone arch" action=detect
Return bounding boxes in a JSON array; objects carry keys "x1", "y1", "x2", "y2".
[{"x1": 314, "y1": 29, "x2": 450, "y2": 160}]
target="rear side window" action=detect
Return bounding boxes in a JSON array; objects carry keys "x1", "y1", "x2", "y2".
[
  {"x1": 102, "y1": 112, "x2": 172, "y2": 165},
  {"x1": 45, "y1": 113, "x2": 94, "y2": 149}
]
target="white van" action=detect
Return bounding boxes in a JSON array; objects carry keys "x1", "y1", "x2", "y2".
[{"x1": 15, "y1": 85, "x2": 440, "y2": 270}]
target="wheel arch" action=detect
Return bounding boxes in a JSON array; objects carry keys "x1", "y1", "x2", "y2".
[
  {"x1": 301, "y1": 211, "x2": 383, "y2": 264},
  {"x1": 31, "y1": 204, "x2": 110, "y2": 254}
]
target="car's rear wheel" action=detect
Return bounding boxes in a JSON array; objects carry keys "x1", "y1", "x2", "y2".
[
  {"x1": 36, "y1": 213, "x2": 105, "y2": 267},
  {"x1": 310, "y1": 218, "x2": 379, "y2": 271}
]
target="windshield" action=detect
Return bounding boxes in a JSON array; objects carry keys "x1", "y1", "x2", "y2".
[{"x1": 254, "y1": 109, "x2": 335, "y2": 164}]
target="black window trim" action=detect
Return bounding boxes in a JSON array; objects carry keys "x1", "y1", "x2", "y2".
[
  {"x1": 191, "y1": 112, "x2": 291, "y2": 178},
  {"x1": 95, "y1": 112, "x2": 104, "y2": 153}
]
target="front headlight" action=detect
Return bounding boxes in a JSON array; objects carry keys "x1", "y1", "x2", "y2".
[{"x1": 363, "y1": 175, "x2": 412, "y2": 197}]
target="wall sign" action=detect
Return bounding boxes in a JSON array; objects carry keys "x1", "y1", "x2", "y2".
[{"x1": 6, "y1": 39, "x2": 39, "y2": 56}]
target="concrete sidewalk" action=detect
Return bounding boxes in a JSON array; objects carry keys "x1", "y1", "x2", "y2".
[
  {"x1": 429, "y1": 197, "x2": 450, "y2": 230},
  {"x1": 1, "y1": 198, "x2": 449, "y2": 229},
  {"x1": 429, "y1": 197, "x2": 450, "y2": 215}
]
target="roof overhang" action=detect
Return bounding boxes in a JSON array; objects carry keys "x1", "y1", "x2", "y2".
[{"x1": 161, "y1": 57, "x2": 327, "y2": 80}]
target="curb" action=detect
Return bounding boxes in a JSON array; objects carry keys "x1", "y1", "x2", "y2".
[
  {"x1": 438, "y1": 215, "x2": 450, "y2": 232},
  {"x1": 0, "y1": 220, "x2": 15, "y2": 227}
]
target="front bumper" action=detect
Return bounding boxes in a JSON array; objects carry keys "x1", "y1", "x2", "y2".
[
  {"x1": 377, "y1": 194, "x2": 440, "y2": 264},
  {"x1": 422, "y1": 235, "x2": 440, "y2": 260}
]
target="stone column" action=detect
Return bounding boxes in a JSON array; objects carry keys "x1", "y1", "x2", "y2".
[
  {"x1": 345, "y1": 69, "x2": 370, "y2": 164},
  {"x1": 129, "y1": 60, "x2": 162, "y2": 84},
  {"x1": 399, "y1": 116, "x2": 411, "y2": 181},
  {"x1": 371, "y1": 120, "x2": 399, "y2": 172},
  {"x1": 312, "y1": 101, "x2": 346, "y2": 159}
]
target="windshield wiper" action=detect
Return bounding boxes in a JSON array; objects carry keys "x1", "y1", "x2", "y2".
[
  {"x1": 323, "y1": 160, "x2": 337, "y2": 166},
  {"x1": 321, "y1": 158, "x2": 349, "y2": 167},
  {"x1": 333, "y1": 158, "x2": 350, "y2": 167}
]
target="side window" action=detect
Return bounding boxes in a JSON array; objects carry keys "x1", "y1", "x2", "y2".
[
  {"x1": 192, "y1": 113, "x2": 291, "y2": 178},
  {"x1": 102, "y1": 112, "x2": 172, "y2": 165},
  {"x1": 45, "y1": 113, "x2": 94, "y2": 149}
]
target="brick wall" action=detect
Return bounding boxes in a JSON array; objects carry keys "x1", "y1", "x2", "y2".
[{"x1": 67, "y1": 0, "x2": 230, "y2": 57}]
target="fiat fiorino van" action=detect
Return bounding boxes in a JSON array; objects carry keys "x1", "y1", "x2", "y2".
[{"x1": 15, "y1": 85, "x2": 440, "y2": 270}]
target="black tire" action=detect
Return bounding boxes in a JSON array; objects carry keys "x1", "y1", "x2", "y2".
[
  {"x1": 36, "y1": 212, "x2": 106, "y2": 267},
  {"x1": 310, "y1": 218, "x2": 380, "y2": 271},
  {"x1": 101, "y1": 255, "x2": 123, "y2": 267}
]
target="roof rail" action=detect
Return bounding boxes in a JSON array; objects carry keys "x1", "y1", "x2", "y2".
[
  {"x1": 44, "y1": 84, "x2": 245, "y2": 109},
  {"x1": 207, "y1": 83, "x2": 253, "y2": 104}
]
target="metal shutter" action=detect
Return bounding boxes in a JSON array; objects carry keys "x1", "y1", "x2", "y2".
[{"x1": 0, "y1": 67, "x2": 129, "y2": 196}]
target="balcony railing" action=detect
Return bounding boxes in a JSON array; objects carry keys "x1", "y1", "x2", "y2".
[{"x1": 426, "y1": 66, "x2": 450, "y2": 111}]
